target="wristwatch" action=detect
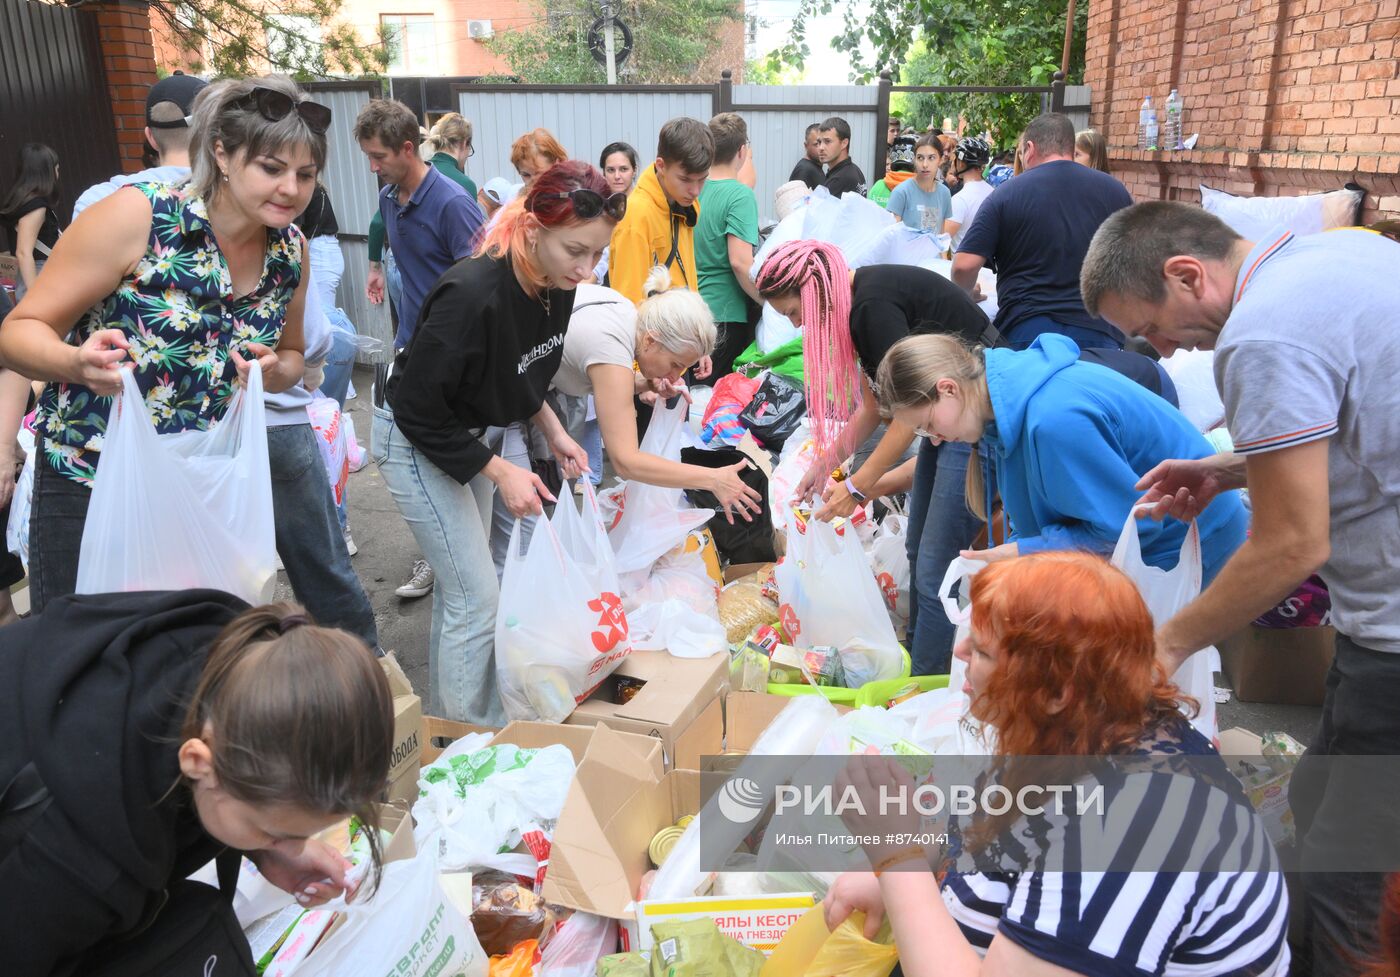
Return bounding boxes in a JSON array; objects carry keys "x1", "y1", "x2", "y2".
[{"x1": 847, "y1": 480, "x2": 868, "y2": 504}]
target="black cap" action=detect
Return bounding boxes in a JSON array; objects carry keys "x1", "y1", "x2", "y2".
[{"x1": 146, "y1": 71, "x2": 208, "y2": 129}]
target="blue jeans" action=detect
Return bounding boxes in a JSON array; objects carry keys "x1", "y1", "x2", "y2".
[
  {"x1": 905, "y1": 439, "x2": 990, "y2": 675},
  {"x1": 269, "y1": 424, "x2": 379, "y2": 650},
  {"x1": 384, "y1": 250, "x2": 405, "y2": 326},
  {"x1": 583, "y1": 414, "x2": 603, "y2": 487},
  {"x1": 372, "y1": 405, "x2": 507, "y2": 726},
  {"x1": 1005, "y1": 314, "x2": 1122, "y2": 351}
]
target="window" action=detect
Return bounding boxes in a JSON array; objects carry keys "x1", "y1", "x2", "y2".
[
  {"x1": 381, "y1": 14, "x2": 436, "y2": 75},
  {"x1": 266, "y1": 14, "x2": 323, "y2": 70}
]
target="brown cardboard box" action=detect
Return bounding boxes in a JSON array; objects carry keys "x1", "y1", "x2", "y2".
[
  {"x1": 419, "y1": 715, "x2": 664, "y2": 775},
  {"x1": 1217, "y1": 728, "x2": 1297, "y2": 847},
  {"x1": 673, "y1": 691, "x2": 798, "y2": 771},
  {"x1": 566, "y1": 649, "x2": 730, "y2": 768},
  {"x1": 724, "y1": 562, "x2": 774, "y2": 585},
  {"x1": 1218, "y1": 625, "x2": 1335, "y2": 706},
  {"x1": 380, "y1": 655, "x2": 422, "y2": 787}
]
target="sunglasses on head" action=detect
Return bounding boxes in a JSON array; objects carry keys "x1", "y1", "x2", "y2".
[
  {"x1": 532, "y1": 188, "x2": 627, "y2": 221},
  {"x1": 233, "y1": 87, "x2": 332, "y2": 134}
]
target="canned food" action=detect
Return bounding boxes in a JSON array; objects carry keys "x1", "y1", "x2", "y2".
[
  {"x1": 649, "y1": 825, "x2": 686, "y2": 867},
  {"x1": 887, "y1": 682, "x2": 923, "y2": 707}
]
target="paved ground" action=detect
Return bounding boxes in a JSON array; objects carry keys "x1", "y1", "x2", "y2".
[{"x1": 299, "y1": 366, "x2": 1323, "y2": 745}]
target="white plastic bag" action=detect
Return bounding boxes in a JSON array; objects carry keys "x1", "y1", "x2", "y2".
[
  {"x1": 412, "y1": 734, "x2": 577, "y2": 875},
  {"x1": 76, "y1": 363, "x2": 276, "y2": 605},
  {"x1": 538, "y1": 911, "x2": 618, "y2": 976},
  {"x1": 1200, "y1": 184, "x2": 1363, "y2": 240},
  {"x1": 867, "y1": 514, "x2": 910, "y2": 631},
  {"x1": 496, "y1": 481, "x2": 632, "y2": 722},
  {"x1": 607, "y1": 398, "x2": 712, "y2": 574},
  {"x1": 774, "y1": 516, "x2": 903, "y2": 687},
  {"x1": 6, "y1": 450, "x2": 33, "y2": 569},
  {"x1": 1111, "y1": 514, "x2": 1220, "y2": 740},
  {"x1": 627, "y1": 599, "x2": 728, "y2": 658},
  {"x1": 307, "y1": 391, "x2": 349, "y2": 505},
  {"x1": 292, "y1": 844, "x2": 488, "y2": 977}
]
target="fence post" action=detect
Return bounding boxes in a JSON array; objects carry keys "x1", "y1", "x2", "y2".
[
  {"x1": 718, "y1": 68, "x2": 733, "y2": 113},
  {"x1": 874, "y1": 69, "x2": 892, "y2": 181},
  {"x1": 1051, "y1": 70, "x2": 1066, "y2": 114}
]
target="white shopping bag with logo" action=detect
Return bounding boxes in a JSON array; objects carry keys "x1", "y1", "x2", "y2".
[
  {"x1": 77, "y1": 363, "x2": 275, "y2": 605},
  {"x1": 496, "y1": 481, "x2": 632, "y2": 722},
  {"x1": 1111, "y1": 514, "x2": 1220, "y2": 740},
  {"x1": 867, "y1": 513, "x2": 910, "y2": 632}
]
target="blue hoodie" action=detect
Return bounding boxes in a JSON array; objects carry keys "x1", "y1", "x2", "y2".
[{"x1": 980, "y1": 334, "x2": 1247, "y2": 582}]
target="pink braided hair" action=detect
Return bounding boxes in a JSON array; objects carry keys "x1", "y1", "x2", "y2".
[{"x1": 756, "y1": 240, "x2": 861, "y2": 464}]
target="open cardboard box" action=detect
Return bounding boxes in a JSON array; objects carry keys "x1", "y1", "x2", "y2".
[
  {"x1": 544, "y1": 725, "x2": 815, "y2": 955},
  {"x1": 566, "y1": 649, "x2": 730, "y2": 768},
  {"x1": 1218, "y1": 625, "x2": 1335, "y2": 706},
  {"x1": 674, "y1": 691, "x2": 853, "y2": 773},
  {"x1": 380, "y1": 655, "x2": 424, "y2": 804},
  {"x1": 419, "y1": 715, "x2": 665, "y2": 776},
  {"x1": 1218, "y1": 727, "x2": 1297, "y2": 847}
]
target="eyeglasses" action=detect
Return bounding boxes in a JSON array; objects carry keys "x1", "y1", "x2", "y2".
[
  {"x1": 233, "y1": 87, "x2": 332, "y2": 135},
  {"x1": 531, "y1": 188, "x2": 627, "y2": 221},
  {"x1": 913, "y1": 403, "x2": 941, "y2": 442}
]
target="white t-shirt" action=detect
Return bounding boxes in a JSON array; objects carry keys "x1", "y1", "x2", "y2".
[
  {"x1": 552, "y1": 284, "x2": 637, "y2": 398},
  {"x1": 947, "y1": 180, "x2": 995, "y2": 251}
]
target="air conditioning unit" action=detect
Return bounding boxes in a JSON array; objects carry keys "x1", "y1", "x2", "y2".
[{"x1": 468, "y1": 19, "x2": 493, "y2": 39}]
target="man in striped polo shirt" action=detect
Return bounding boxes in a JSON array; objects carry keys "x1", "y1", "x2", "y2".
[{"x1": 1082, "y1": 200, "x2": 1400, "y2": 977}]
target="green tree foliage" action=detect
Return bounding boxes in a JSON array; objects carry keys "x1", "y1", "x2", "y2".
[
  {"x1": 776, "y1": 0, "x2": 1086, "y2": 145},
  {"x1": 147, "y1": 0, "x2": 389, "y2": 79},
  {"x1": 488, "y1": 0, "x2": 741, "y2": 84}
]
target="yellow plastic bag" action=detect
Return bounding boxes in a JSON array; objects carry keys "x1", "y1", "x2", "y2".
[
  {"x1": 488, "y1": 939, "x2": 537, "y2": 977},
  {"x1": 761, "y1": 907, "x2": 898, "y2": 977}
]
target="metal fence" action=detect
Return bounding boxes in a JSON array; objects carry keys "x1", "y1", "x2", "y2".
[{"x1": 304, "y1": 81, "x2": 394, "y2": 357}]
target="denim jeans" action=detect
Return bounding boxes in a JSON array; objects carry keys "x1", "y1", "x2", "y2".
[
  {"x1": 28, "y1": 458, "x2": 91, "y2": 613},
  {"x1": 1290, "y1": 633, "x2": 1400, "y2": 977},
  {"x1": 487, "y1": 423, "x2": 536, "y2": 580},
  {"x1": 268, "y1": 424, "x2": 379, "y2": 650},
  {"x1": 905, "y1": 439, "x2": 990, "y2": 675},
  {"x1": 308, "y1": 235, "x2": 343, "y2": 320},
  {"x1": 384, "y1": 250, "x2": 405, "y2": 325},
  {"x1": 583, "y1": 413, "x2": 603, "y2": 488},
  {"x1": 1004, "y1": 314, "x2": 1121, "y2": 352},
  {"x1": 372, "y1": 405, "x2": 508, "y2": 726}
]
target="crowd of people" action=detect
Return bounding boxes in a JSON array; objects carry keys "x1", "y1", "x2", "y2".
[{"x1": 0, "y1": 68, "x2": 1397, "y2": 977}]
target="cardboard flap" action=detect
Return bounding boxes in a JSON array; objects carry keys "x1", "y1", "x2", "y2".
[
  {"x1": 543, "y1": 724, "x2": 668, "y2": 919},
  {"x1": 736, "y1": 432, "x2": 773, "y2": 480},
  {"x1": 379, "y1": 654, "x2": 416, "y2": 698}
]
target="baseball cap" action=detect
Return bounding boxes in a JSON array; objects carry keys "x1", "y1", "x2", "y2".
[
  {"x1": 146, "y1": 71, "x2": 209, "y2": 129},
  {"x1": 483, "y1": 178, "x2": 523, "y2": 206}
]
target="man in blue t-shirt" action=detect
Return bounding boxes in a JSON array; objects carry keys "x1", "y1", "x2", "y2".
[{"x1": 953, "y1": 113, "x2": 1133, "y2": 350}]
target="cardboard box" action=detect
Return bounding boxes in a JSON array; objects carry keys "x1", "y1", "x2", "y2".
[
  {"x1": 566, "y1": 649, "x2": 730, "y2": 768},
  {"x1": 420, "y1": 715, "x2": 499, "y2": 765},
  {"x1": 1218, "y1": 625, "x2": 1335, "y2": 705},
  {"x1": 544, "y1": 726, "x2": 814, "y2": 955},
  {"x1": 1218, "y1": 727, "x2": 1296, "y2": 846},
  {"x1": 724, "y1": 562, "x2": 774, "y2": 585},
  {"x1": 420, "y1": 715, "x2": 665, "y2": 776},
  {"x1": 673, "y1": 691, "x2": 793, "y2": 771},
  {"x1": 380, "y1": 655, "x2": 423, "y2": 786}
]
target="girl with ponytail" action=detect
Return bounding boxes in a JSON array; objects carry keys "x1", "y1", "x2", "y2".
[
  {"x1": 0, "y1": 590, "x2": 393, "y2": 973},
  {"x1": 373, "y1": 159, "x2": 622, "y2": 726}
]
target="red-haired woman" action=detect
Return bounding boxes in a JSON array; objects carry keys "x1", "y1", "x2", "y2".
[
  {"x1": 370, "y1": 160, "x2": 624, "y2": 726},
  {"x1": 825, "y1": 552, "x2": 1291, "y2": 977}
]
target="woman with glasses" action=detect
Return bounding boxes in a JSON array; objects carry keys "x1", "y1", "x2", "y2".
[
  {"x1": 0, "y1": 75, "x2": 327, "y2": 612},
  {"x1": 371, "y1": 160, "x2": 616, "y2": 726},
  {"x1": 423, "y1": 112, "x2": 478, "y2": 195}
]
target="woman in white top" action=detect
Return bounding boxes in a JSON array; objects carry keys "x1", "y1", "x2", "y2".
[
  {"x1": 944, "y1": 136, "x2": 995, "y2": 252},
  {"x1": 553, "y1": 266, "x2": 763, "y2": 522}
]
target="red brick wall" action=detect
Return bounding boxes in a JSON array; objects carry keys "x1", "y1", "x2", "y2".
[
  {"x1": 92, "y1": 0, "x2": 161, "y2": 173},
  {"x1": 1084, "y1": 0, "x2": 1400, "y2": 222}
]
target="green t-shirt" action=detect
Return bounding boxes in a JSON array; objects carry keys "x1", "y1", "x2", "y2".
[{"x1": 695, "y1": 179, "x2": 759, "y2": 324}]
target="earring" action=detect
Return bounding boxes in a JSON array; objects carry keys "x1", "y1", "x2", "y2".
[{"x1": 221, "y1": 172, "x2": 229, "y2": 183}]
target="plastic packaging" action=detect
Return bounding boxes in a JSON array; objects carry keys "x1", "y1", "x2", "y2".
[
  {"x1": 718, "y1": 575, "x2": 780, "y2": 645},
  {"x1": 867, "y1": 514, "x2": 910, "y2": 631},
  {"x1": 6, "y1": 450, "x2": 33, "y2": 569},
  {"x1": 1200, "y1": 184, "x2": 1363, "y2": 240},
  {"x1": 738, "y1": 372, "x2": 805, "y2": 452},
  {"x1": 700, "y1": 373, "x2": 762, "y2": 447},
  {"x1": 293, "y1": 845, "x2": 488, "y2": 977},
  {"x1": 681, "y1": 445, "x2": 777, "y2": 565},
  {"x1": 471, "y1": 872, "x2": 557, "y2": 957},
  {"x1": 487, "y1": 939, "x2": 538, "y2": 977},
  {"x1": 627, "y1": 598, "x2": 728, "y2": 659},
  {"x1": 413, "y1": 739, "x2": 576, "y2": 875},
  {"x1": 1165, "y1": 88, "x2": 1184, "y2": 150},
  {"x1": 537, "y1": 911, "x2": 618, "y2": 977},
  {"x1": 497, "y1": 481, "x2": 633, "y2": 722},
  {"x1": 76, "y1": 361, "x2": 276, "y2": 605},
  {"x1": 648, "y1": 918, "x2": 766, "y2": 977},
  {"x1": 307, "y1": 391, "x2": 349, "y2": 505},
  {"x1": 803, "y1": 912, "x2": 899, "y2": 977},
  {"x1": 1139, "y1": 96, "x2": 1158, "y2": 150},
  {"x1": 1111, "y1": 514, "x2": 1220, "y2": 739}
]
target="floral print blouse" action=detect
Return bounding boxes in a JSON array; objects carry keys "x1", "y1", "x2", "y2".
[{"x1": 36, "y1": 182, "x2": 302, "y2": 485}]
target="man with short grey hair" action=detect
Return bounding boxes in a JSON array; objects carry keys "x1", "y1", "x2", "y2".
[{"x1": 1085, "y1": 199, "x2": 1400, "y2": 977}]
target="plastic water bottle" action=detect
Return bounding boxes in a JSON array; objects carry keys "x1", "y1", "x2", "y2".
[
  {"x1": 1139, "y1": 96, "x2": 1158, "y2": 151},
  {"x1": 1165, "y1": 89, "x2": 1184, "y2": 150}
]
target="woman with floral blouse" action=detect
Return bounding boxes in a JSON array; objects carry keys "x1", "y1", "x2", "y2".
[{"x1": 0, "y1": 75, "x2": 328, "y2": 611}]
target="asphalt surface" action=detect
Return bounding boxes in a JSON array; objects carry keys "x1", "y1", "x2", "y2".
[{"x1": 290, "y1": 366, "x2": 1323, "y2": 746}]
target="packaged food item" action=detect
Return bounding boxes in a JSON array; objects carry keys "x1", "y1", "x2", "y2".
[
  {"x1": 615, "y1": 676, "x2": 648, "y2": 705},
  {"x1": 751, "y1": 625, "x2": 782, "y2": 653},
  {"x1": 489, "y1": 938, "x2": 539, "y2": 977},
  {"x1": 597, "y1": 952, "x2": 651, "y2": 976},
  {"x1": 887, "y1": 682, "x2": 923, "y2": 707},
  {"x1": 804, "y1": 645, "x2": 845, "y2": 687},
  {"x1": 471, "y1": 871, "x2": 558, "y2": 957},
  {"x1": 718, "y1": 578, "x2": 780, "y2": 645},
  {"x1": 769, "y1": 644, "x2": 845, "y2": 687},
  {"x1": 730, "y1": 642, "x2": 771, "y2": 693},
  {"x1": 648, "y1": 918, "x2": 765, "y2": 977},
  {"x1": 1260, "y1": 730, "x2": 1306, "y2": 757}
]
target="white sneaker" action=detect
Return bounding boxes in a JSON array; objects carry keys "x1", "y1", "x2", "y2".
[
  {"x1": 396, "y1": 559, "x2": 434, "y2": 599},
  {"x1": 347, "y1": 380, "x2": 358, "y2": 400},
  {"x1": 343, "y1": 526, "x2": 358, "y2": 557}
]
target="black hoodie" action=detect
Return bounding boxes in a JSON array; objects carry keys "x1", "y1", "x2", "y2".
[{"x1": 0, "y1": 589, "x2": 248, "y2": 976}]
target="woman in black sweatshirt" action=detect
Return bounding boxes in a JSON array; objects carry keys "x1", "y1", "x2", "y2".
[{"x1": 370, "y1": 159, "x2": 623, "y2": 726}]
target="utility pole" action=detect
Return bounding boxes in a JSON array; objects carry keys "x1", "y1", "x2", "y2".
[{"x1": 603, "y1": 0, "x2": 618, "y2": 84}]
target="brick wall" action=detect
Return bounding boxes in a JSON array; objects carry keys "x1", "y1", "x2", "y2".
[
  {"x1": 92, "y1": 0, "x2": 160, "y2": 173},
  {"x1": 1084, "y1": 0, "x2": 1400, "y2": 222}
]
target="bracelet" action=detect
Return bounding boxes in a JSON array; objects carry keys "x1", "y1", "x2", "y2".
[
  {"x1": 847, "y1": 481, "x2": 868, "y2": 504},
  {"x1": 872, "y1": 845, "x2": 926, "y2": 876}
]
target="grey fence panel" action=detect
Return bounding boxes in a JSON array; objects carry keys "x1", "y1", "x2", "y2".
[
  {"x1": 305, "y1": 83, "x2": 393, "y2": 359},
  {"x1": 732, "y1": 84, "x2": 880, "y2": 223},
  {"x1": 1062, "y1": 85, "x2": 1092, "y2": 133},
  {"x1": 457, "y1": 88, "x2": 716, "y2": 190}
]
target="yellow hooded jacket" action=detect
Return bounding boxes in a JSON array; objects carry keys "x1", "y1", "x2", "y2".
[{"x1": 608, "y1": 164, "x2": 699, "y2": 304}]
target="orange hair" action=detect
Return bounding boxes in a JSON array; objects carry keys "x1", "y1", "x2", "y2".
[
  {"x1": 510, "y1": 128, "x2": 568, "y2": 175},
  {"x1": 1362, "y1": 874, "x2": 1400, "y2": 977},
  {"x1": 969, "y1": 551, "x2": 1193, "y2": 758}
]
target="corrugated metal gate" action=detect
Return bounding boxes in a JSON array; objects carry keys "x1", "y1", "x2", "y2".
[{"x1": 0, "y1": 0, "x2": 121, "y2": 223}]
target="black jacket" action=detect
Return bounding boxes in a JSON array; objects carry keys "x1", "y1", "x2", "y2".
[{"x1": 0, "y1": 589, "x2": 248, "y2": 976}]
